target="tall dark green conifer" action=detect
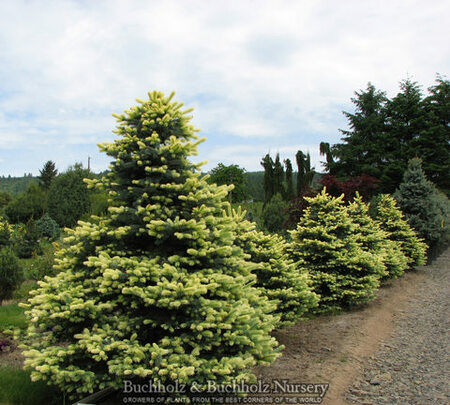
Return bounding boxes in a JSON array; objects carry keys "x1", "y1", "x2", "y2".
[
  {"x1": 331, "y1": 83, "x2": 388, "y2": 181},
  {"x1": 38, "y1": 160, "x2": 58, "y2": 190},
  {"x1": 261, "y1": 153, "x2": 274, "y2": 204},
  {"x1": 273, "y1": 153, "x2": 285, "y2": 197},
  {"x1": 295, "y1": 151, "x2": 314, "y2": 196},
  {"x1": 383, "y1": 79, "x2": 427, "y2": 192},
  {"x1": 416, "y1": 76, "x2": 450, "y2": 194},
  {"x1": 284, "y1": 158, "x2": 294, "y2": 200}
]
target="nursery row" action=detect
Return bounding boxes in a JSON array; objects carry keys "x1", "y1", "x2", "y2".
[{"x1": 6, "y1": 91, "x2": 442, "y2": 401}]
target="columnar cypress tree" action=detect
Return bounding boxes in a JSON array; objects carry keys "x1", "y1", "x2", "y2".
[
  {"x1": 284, "y1": 158, "x2": 294, "y2": 201},
  {"x1": 261, "y1": 154, "x2": 274, "y2": 204},
  {"x1": 21, "y1": 92, "x2": 280, "y2": 397},
  {"x1": 273, "y1": 153, "x2": 284, "y2": 197},
  {"x1": 370, "y1": 194, "x2": 427, "y2": 267},
  {"x1": 348, "y1": 194, "x2": 408, "y2": 279},
  {"x1": 295, "y1": 151, "x2": 314, "y2": 196},
  {"x1": 228, "y1": 207, "x2": 318, "y2": 327},
  {"x1": 288, "y1": 189, "x2": 382, "y2": 313}
]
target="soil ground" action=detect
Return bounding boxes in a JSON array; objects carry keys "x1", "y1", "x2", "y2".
[{"x1": 255, "y1": 250, "x2": 447, "y2": 405}]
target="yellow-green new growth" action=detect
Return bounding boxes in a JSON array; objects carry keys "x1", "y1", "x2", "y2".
[
  {"x1": 227, "y1": 207, "x2": 318, "y2": 328},
  {"x1": 348, "y1": 193, "x2": 408, "y2": 279},
  {"x1": 370, "y1": 194, "x2": 427, "y2": 268},
  {"x1": 288, "y1": 189, "x2": 383, "y2": 313}
]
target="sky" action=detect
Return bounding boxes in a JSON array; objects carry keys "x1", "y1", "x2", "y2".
[{"x1": 0, "y1": 0, "x2": 448, "y2": 176}]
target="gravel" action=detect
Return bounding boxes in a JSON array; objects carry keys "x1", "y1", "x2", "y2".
[{"x1": 345, "y1": 248, "x2": 450, "y2": 405}]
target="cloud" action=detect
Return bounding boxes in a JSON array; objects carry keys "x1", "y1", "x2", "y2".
[{"x1": 0, "y1": 0, "x2": 448, "y2": 176}]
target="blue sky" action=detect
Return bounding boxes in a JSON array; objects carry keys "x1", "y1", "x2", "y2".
[{"x1": 0, "y1": 0, "x2": 448, "y2": 176}]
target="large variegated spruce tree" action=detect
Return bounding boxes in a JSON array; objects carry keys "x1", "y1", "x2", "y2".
[{"x1": 21, "y1": 92, "x2": 280, "y2": 397}]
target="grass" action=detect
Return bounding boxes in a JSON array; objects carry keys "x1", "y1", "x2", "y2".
[
  {"x1": 0, "y1": 366, "x2": 62, "y2": 405},
  {"x1": 0, "y1": 304, "x2": 26, "y2": 330}
]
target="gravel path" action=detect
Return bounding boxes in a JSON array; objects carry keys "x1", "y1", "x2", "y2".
[{"x1": 345, "y1": 248, "x2": 450, "y2": 405}]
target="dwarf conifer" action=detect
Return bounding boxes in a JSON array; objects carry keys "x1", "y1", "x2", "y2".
[
  {"x1": 348, "y1": 194, "x2": 408, "y2": 279},
  {"x1": 227, "y1": 207, "x2": 318, "y2": 328},
  {"x1": 288, "y1": 189, "x2": 382, "y2": 313},
  {"x1": 370, "y1": 194, "x2": 427, "y2": 267}
]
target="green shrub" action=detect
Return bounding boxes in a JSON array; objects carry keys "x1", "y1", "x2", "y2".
[
  {"x1": 0, "y1": 248, "x2": 23, "y2": 304},
  {"x1": 0, "y1": 216, "x2": 11, "y2": 247},
  {"x1": 370, "y1": 194, "x2": 427, "y2": 267},
  {"x1": 288, "y1": 189, "x2": 384, "y2": 313},
  {"x1": 35, "y1": 213, "x2": 60, "y2": 240},
  {"x1": 228, "y1": 207, "x2": 318, "y2": 327},
  {"x1": 4, "y1": 183, "x2": 45, "y2": 224},
  {"x1": 262, "y1": 193, "x2": 288, "y2": 233},
  {"x1": 21, "y1": 91, "x2": 280, "y2": 398},
  {"x1": 0, "y1": 191, "x2": 12, "y2": 210},
  {"x1": 11, "y1": 221, "x2": 41, "y2": 259},
  {"x1": 47, "y1": 164, "x2": 92, "y2": 228}
]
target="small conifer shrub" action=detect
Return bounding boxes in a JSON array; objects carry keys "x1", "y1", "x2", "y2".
[
  {"x1": 227, "y1": 207, "x2": 318, "y2": 328},
  {"x1": 348, "y1": 194, "x2": 408, "y2": 279},
  {"x1": 36, "y1": 213, "x2": 61, "y2": 241},
  {"x1": 21, "y1": 92, "x2": 280, "y2": 398},
  {"x1": 370, "y1": 194, "x2": 427, "y2": 267},
  {"x1": 288, "y1": 189, "x2": 384, "y2": 313},
  {"x1": 394, "y1": 158, "x2": 450, "y2": 251}
]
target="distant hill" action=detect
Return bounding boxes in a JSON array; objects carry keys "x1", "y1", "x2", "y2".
[
  {"x1": 0, "y1": 175, "x2": 37, "y2": 196},
  {"x1": 0, "y1": 171, "x2": 323, "y2": 201}
]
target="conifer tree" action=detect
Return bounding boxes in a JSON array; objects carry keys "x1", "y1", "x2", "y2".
[
  {"x1": 284, "y1": 158, "x2": 294, "y2": 201},
  {"x1": 261, "y1": 153, "x2": 274, "y2": 204},
  {"x1": 273, "y1": 153, "x2": 285, "y2": 197},
  {"x1": 295, "y1": 151, "x2": 314, "y2": 196},
  {"x1": 394, "y1": 158, "x2": 449, "y2": 249},
  {"x1": 227, "y1": 207, "x2": 318, "y2": 327},
  {"x1": 21, "y1": 92, "x2": 280, "y2": 397},
  {"x1": 348, "y1": 194, "x2": 408, "y2": 279},
  {"x1": 418, "y1": 76, "x2": 450, "y2": 193},
  {"x1": 288, "y1": 189, "x2": 383, "y2": 313},
  {"x1": 370, "y1": 194, "x2": 427, "y2": 267},
  {"x1": 38, "y1": 160, "x2": 58, "y2": 190},
  {"x1": 331, "y1": 83, "x2": 388, "y2": 182}
]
